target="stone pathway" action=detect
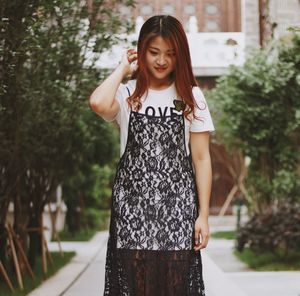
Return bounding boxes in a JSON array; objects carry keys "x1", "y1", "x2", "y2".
[
  {"x1": 63, "y1": 245, "x2": 106, "y2": 296},
  {"x1": 205, "y1": 238, "x2": 300, "y2": 296},
  {"x1": 28, "y1": 215, "x2": 300, "y2": 296}
]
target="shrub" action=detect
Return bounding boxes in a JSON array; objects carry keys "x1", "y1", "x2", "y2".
[
  {"x1": 208, "y1": 33, "x2": 300, "y2": 212},
  {"x1": 83, "y1": 208, "x2": 110, "y2": 230},
  {"x1": 236, "y1": 200, "x2": 300, "y2": 254}
]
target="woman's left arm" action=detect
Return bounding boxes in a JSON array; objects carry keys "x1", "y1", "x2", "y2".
[{"x1": 190, "y1": 131, "x2": 212, "y2": 251}]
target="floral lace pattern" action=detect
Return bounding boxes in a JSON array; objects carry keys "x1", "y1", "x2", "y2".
[
  {"x1": 113, "y1": 111, "x2": 197, "y2": 250},
  {"x1": 104, "y1": 234, "x2": 205, "y2": 295},
  {"x1": 104, "y1": 108, "x2": 205, "y2": 295}
]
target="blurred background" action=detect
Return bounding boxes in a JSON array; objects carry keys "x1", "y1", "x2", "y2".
[{"x1": 1, "y1": 1, "x2": 300, "y2": 295}]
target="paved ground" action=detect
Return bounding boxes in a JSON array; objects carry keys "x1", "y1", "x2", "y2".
[
  {"x1": 229, "y1": 272, "x2": 300, "y2": 296},
  {"x1": 28, "y1": 215, "x2": 300, "y2": 296},
  {"x1": 205, "y1": 238, "x2": 300, "y2": 296},
  {"x1": 63, "y1": 244, "x2": 106, "y2": 296},
  {"x1": 204, "y1": 238, "x2": 251, "y2": 272},
  {"x1": 207, "y1": 216, "x2": 300, "y2": 296},
  {"x1": 28, "y1": 232, "x2": 108, "y2": 296}
]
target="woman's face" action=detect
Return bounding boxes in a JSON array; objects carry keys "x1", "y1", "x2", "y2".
[{"x1": 145, "y1": 36, "x2": 176, "y2": 85}]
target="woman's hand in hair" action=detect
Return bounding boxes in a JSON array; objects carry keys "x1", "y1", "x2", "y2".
[
  {"x1": 89, "y1": 49, "x2": 137, "y2": 119},
  {"x1": 119, "y1": 48, "x2": 138, "y2": 76}
]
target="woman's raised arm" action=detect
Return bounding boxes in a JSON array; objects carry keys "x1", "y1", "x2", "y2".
[{"x1": 89, "y1": 49, "x2": 137, "y2": 121}]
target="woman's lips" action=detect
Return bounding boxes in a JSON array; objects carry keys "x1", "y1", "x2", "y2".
[{"x1": 155, "y1": 67, "x2": 167, "y2": 72}]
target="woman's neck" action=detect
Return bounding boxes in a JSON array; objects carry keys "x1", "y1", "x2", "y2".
[{"x1": 148, "y1": 78, "x2": 173, "y2": 91}]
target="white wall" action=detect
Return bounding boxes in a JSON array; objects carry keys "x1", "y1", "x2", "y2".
[
  {"x1": 243, "y1": 0, "x2": 260, "y2": 51},
  {"x1": 269, "y1": 0, "x2": 300, "y2": 38}
]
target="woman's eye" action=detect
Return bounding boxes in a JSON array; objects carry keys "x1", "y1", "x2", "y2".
[{"x1": 150, "y1": 51, "x2": 158, "y2": 55}]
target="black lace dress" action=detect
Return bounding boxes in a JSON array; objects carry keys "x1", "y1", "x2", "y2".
[{"x1": 103, "y1": 92, "x2": 206, "y2": 295}]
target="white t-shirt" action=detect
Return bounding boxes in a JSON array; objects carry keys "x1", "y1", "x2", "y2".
[{"x1": 105, "y1": 80, "x2": 215, "y2": 156}]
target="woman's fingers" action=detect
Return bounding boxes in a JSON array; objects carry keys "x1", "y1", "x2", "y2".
[
  {"x1": 194, "y1": 228, "x2": 201, "y2": 250},
  {"x1": 119, "y1": 49, "x2": 137, "y2": 75},
  {"x1": 198, "y1": 231, "x2": 209, "y2": 249},
  {"x1": 194, "y1": 229, "x2": 209, "y2": 251},
  {"x1": 126, "y1": 48, "x2": 137, "y2": 63}
]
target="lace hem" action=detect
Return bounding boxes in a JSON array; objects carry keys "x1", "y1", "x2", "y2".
[{"x1": 104, "y1": 236, "x2": 206, "y2": 296}]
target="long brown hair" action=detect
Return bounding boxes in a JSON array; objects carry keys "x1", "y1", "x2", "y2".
[{"x1": 127, "y1": 15, "x2": 199, "y2": 120}]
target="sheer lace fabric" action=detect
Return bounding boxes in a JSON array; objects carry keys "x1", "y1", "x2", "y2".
[
  {"x1": 104, "y1": 235, "x2": 205, "y2": 295},
  {"x1": 104, "y1": 109, "x2": 206, "y2": 295}
]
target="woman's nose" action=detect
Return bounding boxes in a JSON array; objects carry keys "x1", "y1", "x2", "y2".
[{"x1": 157, "y1": 54, "x2": 166, "y2": 65}]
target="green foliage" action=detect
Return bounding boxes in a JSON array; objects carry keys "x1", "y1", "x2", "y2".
[
  {"x1": 1, "y1": 0, "x2": 132, "y2": 191},
  {"x1": 87, "y1": 165, "x2": 116, "y2": 209},
  {"x1": 58, "y1": 227, "x2": 97, "y2": 241},
  {"x1": 62, "y1": 162, "x2": 115, "y2": 233},
  {"x1": 236, "y1": 200, "x2": 300, "y2": 255},
  {"x1": 0, "y1": 252, "x2": 75, "y2": 296},
  {"x1": 63, "y1": 165, "x2": 111, "y2": 209},
  {"x1": 208, "y1": 34, "x2": 300, "y2": 211},
  {"x1": 83, "y1": 208, "x2": 110, "y2": 230},
  {"x1": 0, "y1": 0, "x2": 133, "y2": 267},
  {"x1": 287, "y1": 26, "x2": 300, "y2": 33},
  {"x1": 234, "y1": 248, "x2": 300, "y2": 271},
  {"x1": 211, "y1": 230, "x2": 236, "y2": 240}
]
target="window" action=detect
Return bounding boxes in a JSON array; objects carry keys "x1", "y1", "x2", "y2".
[
  {"x1": 205, "y1": 3, "x2": 218, "y2": 15},
  {"x1": 184, "y1": 4, "x2": 196, "y2": 15},
  {"x1": 162, "y1": 4, "x2": 175, "y2": 15},
  {"x1": 205, "y1": 20, "x2": 219, "y2": 31},
  {"x1": 141, "y1": 5, "x2": 153, "y2": 15}
]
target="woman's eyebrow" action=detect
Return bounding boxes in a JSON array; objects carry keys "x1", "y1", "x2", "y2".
[
  {"x1": 149, "y1": 46, "x2": 175, "y2": 52},
  {"x1": 149, "y1": 46, "x2": 160, "y2": 50}
]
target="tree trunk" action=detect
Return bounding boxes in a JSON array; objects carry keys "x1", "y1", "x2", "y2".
[
  {"x1": 0, "y1": 198, "x2": 10, "y2": 268},
  {"x1": 27, "y1": 211, "x2": 41, "y2": 268}
]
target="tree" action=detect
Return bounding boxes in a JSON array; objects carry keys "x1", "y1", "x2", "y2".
[
  {"x1": 0, "y1": 0, "x2": 134, "y2": 268},
  {"x1": 208, "y1": 33, "x2": 300, "y2": 214}
]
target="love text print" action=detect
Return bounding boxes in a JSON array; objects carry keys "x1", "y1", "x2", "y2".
[{"x1": 144, "y1": 106, "x2": 182, "y2": 118}]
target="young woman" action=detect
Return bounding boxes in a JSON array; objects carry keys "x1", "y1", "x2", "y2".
[{"x1": 89, "y1": 15, "x2": 215, "y2": 296}]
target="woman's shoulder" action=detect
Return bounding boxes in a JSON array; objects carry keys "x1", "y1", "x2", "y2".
[
  {"x1": 116, "y1": 79, "x2": 136, "y2": 98},
  {"x1": 123, "y1": 79, "x2": 137, "y2": 92},
  {"x1": 192, "y1": 85, "x2": 205, "y2": 98},
  {"x1": 190, "y1": 85, "x2": 211, "y2": 113},
  {"x1": 190, "y1": 85, "x2": 215, "y2": 132}
]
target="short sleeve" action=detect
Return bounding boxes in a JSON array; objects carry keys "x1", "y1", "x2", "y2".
[
  {"x1": 102, "y1": 83, "x2": 130, "y2": 124},
  {"x1": 190, "y1": 87, "x2": 215, "y2": 133}
]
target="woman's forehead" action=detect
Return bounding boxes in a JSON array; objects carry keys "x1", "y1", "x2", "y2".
[{"x1": 148, "y1": 36, "x2": 174, "y2": 51}]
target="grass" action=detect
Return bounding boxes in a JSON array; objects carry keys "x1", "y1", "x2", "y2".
[
  {"x1": 211, "y1": 230, "x2": 236, "y2": 240},
  {"x1": 234, "y1": 248, "x2": 300, "y2": 271},
  {"x1": 58, "y1": 228, "x2": 99, "y2": 241},
  {"x1": 0, "y1": 251, "x2": 75, "y2": 296},
  {"x1": 211, "y1": 230, "x2": 300, "y2": 270}
]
